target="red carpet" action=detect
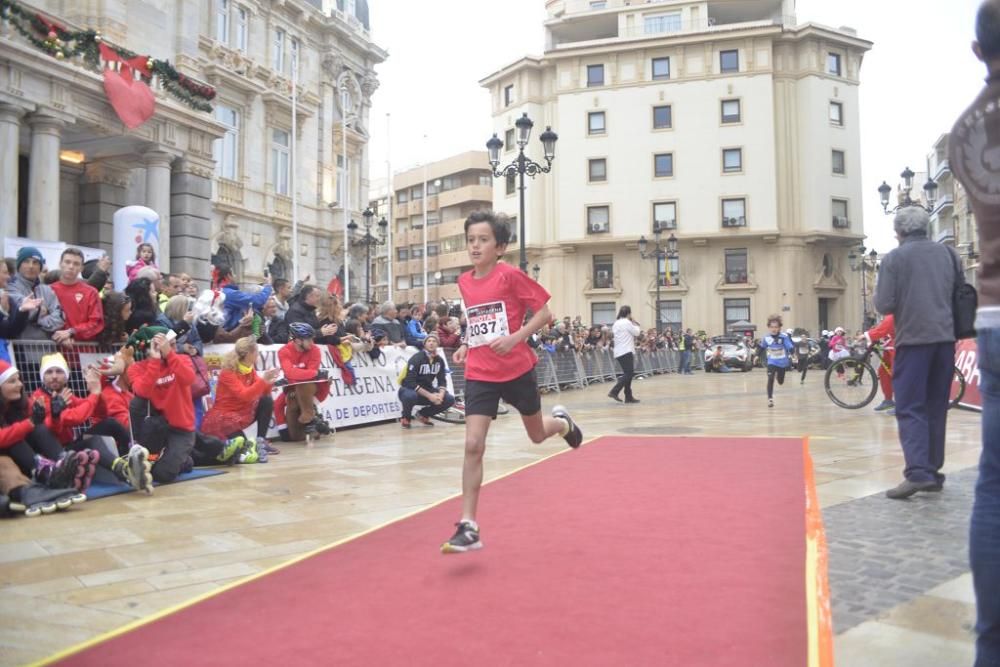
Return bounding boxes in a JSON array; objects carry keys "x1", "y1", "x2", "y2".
[{"x1": 49, "y1": 436, "x2": 822, "y2": 667}]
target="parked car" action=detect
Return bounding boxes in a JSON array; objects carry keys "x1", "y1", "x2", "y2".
[{"x1": 703, "y1": 336, "x2": 753, "y2": 372}]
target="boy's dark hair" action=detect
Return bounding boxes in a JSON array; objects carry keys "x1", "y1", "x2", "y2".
[
  {"x1": 464, "y1": 210, "x2": 512, "y2": 246},
  {"x1": 60, "y1": 247, "x2": 85, "y2": 263},
  {"x1": 767, "y1": 314, "x2": 783, "y2": 327},
  {"x1": 273, "y1": 278, "x2": 289, "y2": 291},
  {"x1": 978, "y1": 0, "x2": 1000, "y2": 59}
]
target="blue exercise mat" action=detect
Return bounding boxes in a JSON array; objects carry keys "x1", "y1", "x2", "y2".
[{"x1": 85, "y1": 468, "x2": 227, "y2": 500}]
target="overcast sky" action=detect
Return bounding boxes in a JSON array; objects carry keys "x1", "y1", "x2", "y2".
[{"x1": 366, "y1": 0, "x2": 984, "y2": 254}]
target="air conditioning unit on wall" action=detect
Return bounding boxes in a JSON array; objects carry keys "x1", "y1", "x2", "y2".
[
  {"x1": 590, "y1": 222, "x2": 608, "y2": 233},
  {"x1": 832, "y1": 216, "x2": 849, "y2": 228}
]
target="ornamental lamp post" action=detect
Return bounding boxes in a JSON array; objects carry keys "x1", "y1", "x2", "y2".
[
  {"x1": 637, "y1": 226, "x2": 678, "y2": 335},
  {"x1": 878, "y1": 166, "x2": 938, "y2": 214},
  {"x1": 487, "y1": 112, "x2": 558, "y2": 273},
  {"x1": 347, "y1": 206, "x2": 388, "y2": 304}
]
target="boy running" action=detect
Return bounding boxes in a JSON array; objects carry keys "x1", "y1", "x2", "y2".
[
  {"x1": 441, "y1": 211, "x2": 583, "y2": 554},
  {"x1": 759, "y1": 315, "x2": 794, "y2": 408}
]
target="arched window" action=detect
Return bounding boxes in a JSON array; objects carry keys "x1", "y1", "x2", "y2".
[
  {"x1": 268, "y1": 254, "x2": 291, "y2": 281},
  {"x1": 211, "y1": 244, "x2": 242, "y2": 282}
]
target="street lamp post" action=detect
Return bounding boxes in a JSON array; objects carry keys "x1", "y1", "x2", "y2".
[
  {"x1": 878, "y1": 166, "x2": 938, "y2": 214},
  {"x1": 487, "y1": 113, "x2": 558, "y2": 273},
  {"x1": 347, "y1": 206, "x2": 388, "y2": 304},
  {"x1": 849, "y1": 245, "x2": 879, "y2": 329},
  {"x1": 637, "y1": 226, "x2": 678, "y2": 335}
]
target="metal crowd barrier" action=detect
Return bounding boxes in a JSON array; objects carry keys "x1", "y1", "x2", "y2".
[{"x1": 8, "y1": 340, "x2": 121, "y2": 395}]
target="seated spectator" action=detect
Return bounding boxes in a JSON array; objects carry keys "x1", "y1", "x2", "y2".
[
  {"x1": 201, "y1": 336, "x2": 281, "y2": 458},
  {"x1": 213, "y1": 265, "x2": 273, "y2": 332},
  {"x1": 93, "y1": 354, "x2": 133, "y2": 433},
  {"x1": 7, "y1": 246, "x2": 64, "y2": 342},
  {"x1": 276, "y1": 322, "x2": 332, "y2": 441},
  {"x1": 0, "y1": 259, "x2": 40, "y2": 363},
  {"x1": 50, "y1": 248, "x2": 105, "y2": 347},
  {"x1": 371, "y1": 301, "x2": 404, "y2": 346},
  {"x1": 397, "y1": 334, "x2": 455, "y2": 428},
  {"x1": 710, "y1": 346, "x2": 732, "y2": 373}
]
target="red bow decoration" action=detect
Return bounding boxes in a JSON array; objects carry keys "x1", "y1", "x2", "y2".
[{"x1": 100, "y1": 43, "x2": 155, "y2": 129}]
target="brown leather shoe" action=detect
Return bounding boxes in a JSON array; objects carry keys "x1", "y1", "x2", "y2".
[{"x1": 886, "y1": 479, "x2": 939, "y2": 500}]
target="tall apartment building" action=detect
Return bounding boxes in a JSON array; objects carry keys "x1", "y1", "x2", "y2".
[
  {"x1": 927, "y1": 134, "x2": 979, "y2": 286},
  {"x1": 390, "y1": 151, "x2": 495, "y2": 305},
  {"x1": 0, "y1": 0, "x2": 384, "y2": 291},
  {"x1": 480, "y1": 0, "x2": 871, "y2": 333}
]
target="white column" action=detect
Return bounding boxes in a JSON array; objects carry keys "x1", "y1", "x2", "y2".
[
  {"x1": 144, "y1": 150, "x2": 174, "y2": 272},
  {"x1": 0, "y1": 105, "x2": 24, "y2": 241},
  {"x1": 26, "y1": 113, "x2": 63, "y2": 240}
]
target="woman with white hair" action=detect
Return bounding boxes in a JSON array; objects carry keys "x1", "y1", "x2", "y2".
[{"x1": 874, "y1": 205, "x2": 966, "y2": 500}]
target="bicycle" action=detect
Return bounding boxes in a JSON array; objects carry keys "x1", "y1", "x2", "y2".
[{"x1": 824, "y1": 341, "x2": 966, "y2": 410}]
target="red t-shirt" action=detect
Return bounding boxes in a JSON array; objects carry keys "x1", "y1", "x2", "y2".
[
  {"x1": 458, "y1": 261, "x2": 551, "y2": 382},
  {"x1": 51, "y1": 280, "x2": 104, "y2": 341}
]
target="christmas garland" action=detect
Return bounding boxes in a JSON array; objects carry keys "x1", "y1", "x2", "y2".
[{"x1": 0, "y1": 0, "x2": 215, "y2": 112}]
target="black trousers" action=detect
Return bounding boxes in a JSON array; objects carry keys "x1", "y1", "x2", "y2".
[
  {"x1": 610, "y1": 352, "x2": 636, "y2": 400},
  {"x1": 767, "y1": 366, "x2": 787, "y2": 398},
  {"x1": 2, "y1": 425, "x2": 63, "y2": 476}
]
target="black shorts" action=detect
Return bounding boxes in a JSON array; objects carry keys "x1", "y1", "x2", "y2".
[{"x1": 464, "y1": 368, "x2": 542, "y2": 418}]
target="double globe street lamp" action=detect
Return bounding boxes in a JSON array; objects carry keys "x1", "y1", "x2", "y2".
[
  {"x1": 878, "y1": 167, "x2": 937, "y2": 214},
  {"x1": 347, "y1": 206, "x2": 388, "y2": 304},
  {"x1": 848, "y1": 245, "x2": 880, "y2": 329},
  {"x1": 637, "y1": 226, "x2": 678, "y2": 335},
  {"x1": 487, "y1": 113, "x2": 558, "y2": 273}
]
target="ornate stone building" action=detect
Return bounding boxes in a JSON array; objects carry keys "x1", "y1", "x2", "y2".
[{"x1": 0, "y1": 0, "x2": 385, "y2": 290}]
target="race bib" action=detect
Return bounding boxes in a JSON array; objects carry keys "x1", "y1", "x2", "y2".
[
  {"x1": 466, "y1": 301, "x2": 510, "y2": 348},
  {"x1": 767, "y1": 347, "x2": 787, "y2": 360}
]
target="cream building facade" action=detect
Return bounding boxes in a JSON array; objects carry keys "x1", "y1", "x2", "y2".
[
  {"x1": 928, "y1": 134, "x2": 980, "y2": 287},
  {"x1": 0, "y1": 0, "x2": 384, "y2": 290},
  {"x1": 391, "y1": 151, "x2": 494, "y2": 305},
  {"x1": 480, "y1": 0, "x2": 871, "y2": 333}
]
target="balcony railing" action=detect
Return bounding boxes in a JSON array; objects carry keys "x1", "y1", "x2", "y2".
[{"x1": 217, "y1": 178, "x2": 244, "y2": 206}]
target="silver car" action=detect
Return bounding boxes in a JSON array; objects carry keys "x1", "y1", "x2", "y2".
[{"x1": 704, "y1": 336, "x2": 753, "y2": 372}]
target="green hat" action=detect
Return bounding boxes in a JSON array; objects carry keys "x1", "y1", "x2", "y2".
[{"x1": 125, "y1": 326, "x2": 170, "y2": 361}]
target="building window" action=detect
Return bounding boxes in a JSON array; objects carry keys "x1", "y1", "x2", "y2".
[
  {"x1": 587, "y1": 64, "x2": 604, "y2": 87},
  {"x1": 722, "y1": 198, "x2": 746, "y2": 227},
  {"x1": 590, "y1": 0, "x2": 607, "y2": 8},
  {"x1": 591, "y1": 302, "x2": 616, "y2": 326},
  {"x1": 658, "y1": 300, "x2": 682, "y2": 331},
  {"x1": 411, "y1": 273, "x2": 424, "y2": 288},
  {"x1": 505, "y1": 172, "x2": 516, "y2": 195},
  {"x1": 411, "y1": 184, "x2": 423, "y2": 200},
  {"x1": 427, "y1": 242, "x2": 440, "y2": 256},
  {"x1": 290, "y1": 38, "x2": 300, "y2": 78},
  {"x1": 725, "y1": 249, "x2": 748, "y2": 284},
  {"x1": 653, "y1": 201, "x2": 676, "y2": 230},
  {"x1": 235, "y1": 7, "x2": 248, "y2": 51},
  {"x1": 644, "y1": 11, "x2": 682, "y2": 34},
  {"x1": 654, "y1": 153, "x2": 673, "y2": 178},
  {"x1": 653, "y1": 105, "x2": 672, "y2": 129},
  {"x1": 271, "y1": 128, "x2": 290, "y2": 195},
  {"x1": 410, "y1": 245, "x2": 424, "y2": 259},
  {"x1": 720, "y1": 49, "x2": 739, "y2": 73},
  {"x1": 214, "y1": 105, "x2": 239, "y2": 180},
  {"x1": 724, "y1": 297, "x2": 751, "y2": 330},
  {"x1": 588, "y1": 158, "x2": 607, "y2": 183},
  {"x1": 592, "y1": 254, "x2": 614, "y2": 288},
  {"x1": 587, "y1": 205, "x2": 610, "y2": 234},
  {"x1": 832, "y1": 199, "x2": 849, "y2": 228},
  {"x1": 832, "y1": 150, "x2": 846, "y2": 175},
  {"x1": 722, "y1": 148, "x2": 742, "y2": 173},
  {"x1": 829, "y1": 101, "x2": 844, "y2": 126},
  {"x1": 505, "y1": 128, "x2": 515, "y2": 152},
  {"x1": 721, "y1": 99, "x2": 741, "y2": 123},
  {"x1": 827, "y1": 53, "x2": 842, "y2": 76},
  {"x1": 396, "y1": 275, "x2": 410, "y2": 290},
  {"x1": 658, "y1": 255, "x2": 679, "y2": 286},
  {"x1": 397, "y1": 190, "x2": 408, "y2": 204},
  {"x1": 651, "y1": 57, "x2": 670, "y2": 80},
  {"x1": 588, "y1": 111, "x2": 606, "y2": 135},
  {"x1": 504, "y1": 84, "x2": 514, "y2": 107},
  {"x1": 273, "y1": 28, "x2": 285, "y2": 72},
  {"x1": 477, "y1": 174, "x2": 491, "y2": 187},
  {"x1": 216, "y1": 0, "x2": 230, "y2": 43},
  {"x1": 397, "y1": 247, "x2": 409, "y2": 261}
]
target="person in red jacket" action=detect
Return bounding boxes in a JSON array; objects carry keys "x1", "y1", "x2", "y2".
[
  {"x1": 201, "y1": 335, "x2": 281, "y2": 456},
  {"x1": 277, "y1": 322, "x2": 332, "y2": 441},
  {"x1": 126, "y1": 327, "x2": 195, "y2": 490},
  {"x1": 93, "y1": 355, "x2": 133, "y2": 432},
  {"x1": 49, "y1": 248, "x2": 104, "y2": 346},
  {"x1": 860, "y1": 314, "x2": 896, "y2": 413}
]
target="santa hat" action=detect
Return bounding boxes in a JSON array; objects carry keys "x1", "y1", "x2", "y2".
[
  {"x1": 39, "y1": 352, "x2": 69, "y2": 381},
  {"x1": 125, "y1": 326, "x2": 170, "y2": 361},
  {"x1": 0, "y1": 359, "x2": 19, "y2": 385}
]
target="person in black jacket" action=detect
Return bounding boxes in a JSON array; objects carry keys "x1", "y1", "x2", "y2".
[
  {"x1": 397, "y1": 334, "x2": 454, "y2": 428},
  {"x1": 274, "y1": 285, "x2": 341, "y2": 345}
]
